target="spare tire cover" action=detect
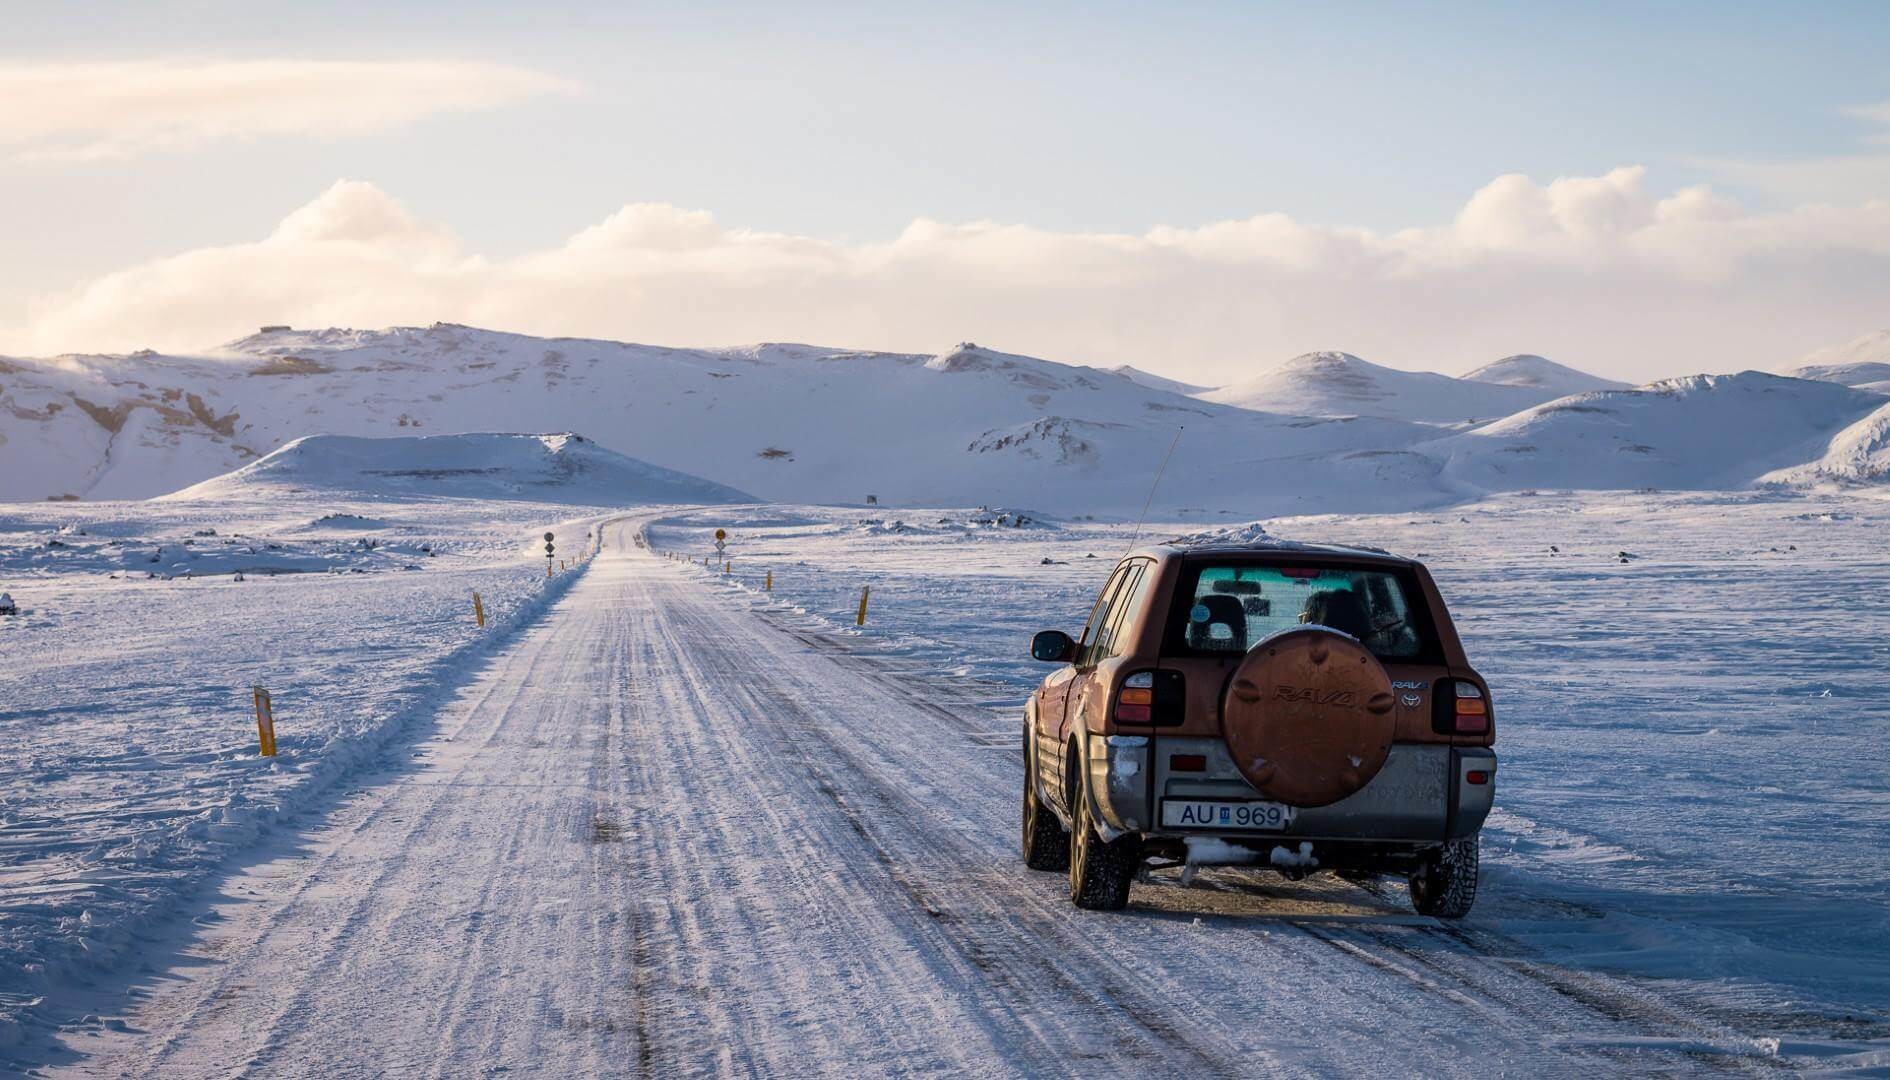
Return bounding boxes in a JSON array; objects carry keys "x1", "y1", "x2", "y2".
[{"x1": 1221, "y1": 627, "x2": 1397, "y2": 808}]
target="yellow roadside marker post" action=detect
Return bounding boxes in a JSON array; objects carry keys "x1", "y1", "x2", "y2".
[
  {"x1": 472, "y1": 590, "x2": 486, "y2": 627},
  {"x1": 856, "y1": 586, "x2": 871, "y2": 627},
  {"x1": 765, "y1": 570, "x2": 772, "y2": 591},
  {"x1": 252, "y1": 686, "x2": 278, "y2": 757},
  {"x1": 724, "y1": 561, "x2": 730, "y2": 575}
]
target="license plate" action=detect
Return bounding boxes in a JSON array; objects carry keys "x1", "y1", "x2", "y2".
[{"x1": 1161, "y1": 799, "x2": 1296, "y2": 830}]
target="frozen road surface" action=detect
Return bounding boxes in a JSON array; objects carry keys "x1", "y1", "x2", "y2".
[{"x1": 53, "y1": 521, "x2": 1788, "y2": 1077}]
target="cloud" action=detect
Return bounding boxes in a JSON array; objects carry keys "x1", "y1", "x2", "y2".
[
  {"x1": 0, "y1": 59, "x2": 572, "y2": 160},
  {"x1": 1694, "y1": 100, "x2": 1890, "y2": 209},
  {"x1": 10, "y1": 170, "x2": 1890, "y2": 382}
]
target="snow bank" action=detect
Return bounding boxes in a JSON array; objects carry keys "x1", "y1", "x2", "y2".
[
  {"x1": 4, "y1": 528, "x2": 437, "y2": 578},
  {"x1": 1162, "y1": 520, "x2": 1275, "y2": 546}
]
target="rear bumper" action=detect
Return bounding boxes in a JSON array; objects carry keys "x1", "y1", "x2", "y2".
[{"x1": 1091, "y1": 736, "x2": 1495, "y2": 845}]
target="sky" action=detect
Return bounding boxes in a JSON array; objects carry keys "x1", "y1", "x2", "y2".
[{"x1": 2, "y1": 0, "x2": 1888, "y2": 383}]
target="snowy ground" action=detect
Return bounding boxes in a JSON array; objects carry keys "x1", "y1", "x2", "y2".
[
  {"x1": 0, "y1": 491, "x2": 613, "y2": 1055},
  {"x1": 3, "y1": 489, "x2": 1887, "y2": 1075},
  {"x1": 648, "y1": 491, "x2": 1890, "y2": 1047}
]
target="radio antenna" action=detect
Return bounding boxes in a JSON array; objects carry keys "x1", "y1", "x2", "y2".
[{"x1": 1125, "y1": 426, "x2": 1183, "y2": 555}]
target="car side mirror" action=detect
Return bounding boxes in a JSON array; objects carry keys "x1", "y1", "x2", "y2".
[{"x1": 1031, "y1": 629, "x2": 1077, "y2": 663}]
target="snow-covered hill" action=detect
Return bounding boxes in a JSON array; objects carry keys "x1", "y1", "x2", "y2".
[
  {"x1": 1105, "y1": 364, "x2": 1210, "y2": 396},
  {"x1": 0, "y1": 328, "x2": 1437, "y2": 515},
  {"x1": 1459, "y1": 354, "x2": 1629, "y2": 396},
  {"x1": 6, "y1": 325, "x2": 1890, "y2": 512},
  {"x1": 1427, "y1": 372, "x2": 1888, "y2": 491},
  {"x1": 1783, "y1": 330, "x2": 1890, "y2": 393},
  {"x1": 1197, "y1": 351, "x2": 1553, "y2": 424},
  {"x1": 167, "y1": 432, "x2": 754, "y2": 505},
  {"x1": 1761, "y1": 400, "x2": 1890, "y2": 485}
]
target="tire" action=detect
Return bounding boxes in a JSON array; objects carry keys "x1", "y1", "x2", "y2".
[
  {"x1": 1068, "y1": 772, "x2": 1140, "y2": 910},
  {"x1": 1021, "y1": 734, "x2": 1070, "y2": 871},
  {"x1": 1408, "y1": 835, "x2": 1479, "y2": 918}
]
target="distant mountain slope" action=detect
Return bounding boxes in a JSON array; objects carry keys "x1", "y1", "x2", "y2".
[
  {"x1": 1426, "y1": 373, "x2": 1888, "y2": 491},
  {"x1": 1783, "y1": 330, "x2": 1890, "y2": 393},
  {"x1": 0, "y1": 326, "x2": 1437, "y2": 515},
  {"x1": 1197, "y1": 351, "x2": 1551, "y2": 424},
  {"x1": 166, "y1": 432, "x2": 754, "y2": 505},
  {"x1": 1460, "y1": 354, "x2": 1629, "y2": 396},
  {"x1": 1760, "y1": 400, "x2": 1890, "y2": 484},
  {"x1": 1104, "y1": 364, "x2": 1210, "y2": 396},
  {"x1": 6, "y1": 326, "x2": 1890, "y2": 512},
  {"x1": 1785, "y1": 363, "x2": 1890, "y2": 394}
]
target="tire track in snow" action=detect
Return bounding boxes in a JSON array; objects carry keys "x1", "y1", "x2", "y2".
[{"x1": 55, "y1": 520, "x2": 1763, "y2": 1077}]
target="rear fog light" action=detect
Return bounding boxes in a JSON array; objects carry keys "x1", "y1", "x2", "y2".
[{"x1": 1170, "y1": 754, "x2": 1207, "y2": 772}]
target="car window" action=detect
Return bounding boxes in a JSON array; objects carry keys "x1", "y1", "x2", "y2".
[
  {"x1": 1076, "y1": 566, "x2": 1129, "y2": 657},
  {"x1": 1092, "y1": 560, "x2": 1153, "y2": 663},
  {"x1": 1166, "y1": 563, "x2": 1435, "y2": 660}
]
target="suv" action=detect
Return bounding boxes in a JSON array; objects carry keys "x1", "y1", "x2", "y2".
[{"x1": 1022, "y1": 539, "x2": 1496, "y2": 915}]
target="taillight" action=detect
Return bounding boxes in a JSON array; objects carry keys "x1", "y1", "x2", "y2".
[
  {"x1": 1169, "y1": 753, "x2": 1207, "y2": 772},
  {"x1": 1115, "y1": 674, "x2": 1154, "y2": 723},
  {"x1": 1465, "y1": 770, "x2": 1490, "y2": 785},
  {"x1": 1452, "y1": 681, "x2": 1489, "y2": 733},
  {"x1": 1114, "y1": 670, "x2": 1184, "y2": 725},
  {"x1": 1433, "y1": 678, "x2": 1492, "y2": 735}
]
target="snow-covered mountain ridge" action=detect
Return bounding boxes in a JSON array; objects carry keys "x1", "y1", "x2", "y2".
[
  {"x1": 1198, "y1": 350, "x2": 1563, "y2": 424},
  {"x1": 1459, "y1": 354, "x2": 1631, "y2": 396},
  {"x1": 2, "y1": 324, "x2": 1886, "y2": 512},
  {"x1": 168, "y1": 432, "x2": 754, "y2": 505}
]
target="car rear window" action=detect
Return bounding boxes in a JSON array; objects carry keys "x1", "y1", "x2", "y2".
[{"x1": 1163, "y1": 562, "x2": 1438, "y2": 661}]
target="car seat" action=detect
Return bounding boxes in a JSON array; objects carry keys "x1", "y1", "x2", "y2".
[
  {"x1": 1188, "y1": 593, "x2": 1248, "y2": 651},
  {"x1": 1301, "y1": 588, "x2": 1371, "y2": 640}
]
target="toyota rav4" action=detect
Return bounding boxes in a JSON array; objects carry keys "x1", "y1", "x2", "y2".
[{"x1": 1023, "y1": 538, "x2": 1496, "y2": 915}]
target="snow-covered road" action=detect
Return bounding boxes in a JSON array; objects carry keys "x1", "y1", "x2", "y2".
[{"x1": 51, "y1": 520, "x2": 1792, "y2": 1076}]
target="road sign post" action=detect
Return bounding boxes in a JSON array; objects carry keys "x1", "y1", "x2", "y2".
[{"x1": 544, "y1": 531, "x2": 556, "y2": 577}]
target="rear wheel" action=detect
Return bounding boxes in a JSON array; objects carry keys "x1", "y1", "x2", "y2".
[
  {"x1": 1409, "y1": 836, "x2": 1479, "y2": 918},
  {"x1": 1021, "y1": 735, "x2": 1069, "y2": 871},
  {"x1": 1068, "y1": 774, "x2": 1140, "y2": 910}
]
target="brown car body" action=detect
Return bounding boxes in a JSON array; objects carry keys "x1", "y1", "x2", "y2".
[{"x1": 1023, "y1": 539, "x2": 1497, "y2": 914}]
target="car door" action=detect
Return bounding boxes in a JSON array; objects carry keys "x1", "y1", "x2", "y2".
[
  {"x1": 1070, "y1": 560, "x2": 1150, "y2": 742},
  {"x1": 1040, "y1": 564, "x2": 1129, "y2": 805}
]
